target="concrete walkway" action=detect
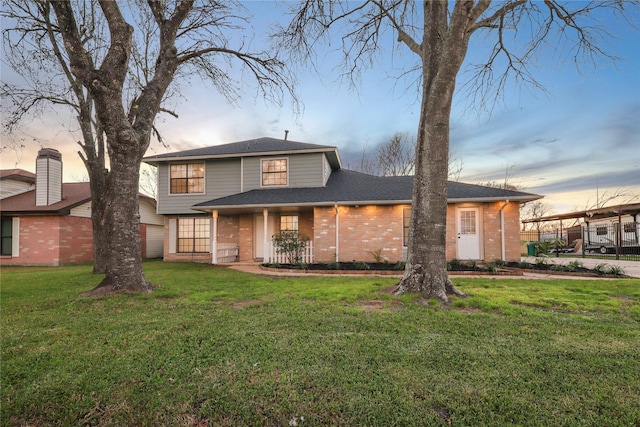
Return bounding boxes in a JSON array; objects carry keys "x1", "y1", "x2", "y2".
[{"x1": 227, "y1": 258, "x2": 640, "y2": 280}]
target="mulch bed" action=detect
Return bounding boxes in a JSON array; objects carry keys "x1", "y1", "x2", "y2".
[{"x1": 261, "y1": 261, "x2": 628, "y2": 278}]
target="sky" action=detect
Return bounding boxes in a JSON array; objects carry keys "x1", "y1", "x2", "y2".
[{"x1": 1, "y1": 1, "x2": 639, "y2": 216}]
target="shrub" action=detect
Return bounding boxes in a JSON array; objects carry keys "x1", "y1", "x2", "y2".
[
  {"x1": 567, "y1": 260, "x2": 583, "y2": 271},
  {"x1": 394, "y1": 261, "x2": 406, "y2": 271},
  {"x1": 272, "y1": 231, "x2": 310, "y2": 264},
  {"x1": 607, "y1": 265, "x2": 626, "y2": 276},
  {"x1": 368, "y1": 249, "x2": 384, "y2": 263},
  {"x1": 354, "y1": 261, "x2": 371, "y2": 270},
  {"x1": 491, "y1": 258, "x2": 507, "y2": 267}
]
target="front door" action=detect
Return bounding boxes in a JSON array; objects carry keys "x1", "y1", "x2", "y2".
[
  {"x1": 457, "y1": 207, "x2": 480, "y2": 260},
  {"x1": 254, "y1": 214, "x2": 275, "y2": 259}
]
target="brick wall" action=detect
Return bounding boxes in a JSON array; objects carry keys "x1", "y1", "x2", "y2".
[
  {"x1": 314, "y1": 205, "x2": 406, "y2": 263},
  {"x1": 313, "y1": 202, "x2": 523, "y2": 263},
  {"x1": 1, "y1": 215, "x2": 93, "y2": 266}
]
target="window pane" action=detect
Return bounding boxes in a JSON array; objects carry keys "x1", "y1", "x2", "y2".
[
  {"x1": 280, "y1": 215, "x2": 298, "y2": 231},
  {"x1": 460, "y1": 211, "x2": 476, "y2": 234},
  {"x1": 171, "y1": 164, "x2": 186, "y2": 178}
]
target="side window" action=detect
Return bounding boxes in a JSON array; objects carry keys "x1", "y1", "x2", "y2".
[
  {"x1": 261, "y1": 158, "x2": 288, "y2": 186},
  {"x1": 280, "y1": 215, "x2": 298, "y2": 231},
  {"x1": 403, "y1": 208, "x2": 411, "y2": 247},
  {"x1": 1, "y1": 217, "x2": 12, "y2": 256},
  {"x1": 170, "y1": 163, "x2": 204, "y2": 194}
]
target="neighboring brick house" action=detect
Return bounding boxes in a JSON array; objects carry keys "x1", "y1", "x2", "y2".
[
  {"x1": 143, "y1": 137, "x2": 542, "y2": 264},
  {"x1": 0, "y1": 149, "x2": 164, "y2": 266}
]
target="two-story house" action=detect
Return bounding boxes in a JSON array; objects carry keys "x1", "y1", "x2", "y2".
[{"x1": 143, "y1": 137, "x2": 542, "y2": 265}]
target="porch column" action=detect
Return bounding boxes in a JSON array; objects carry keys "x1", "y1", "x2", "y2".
[
  {"x1": 499, "y1": 200, "x2": 510, "y2": 261},
  {"x1": 211, "y1": 210, "x2": 218, "y2": 264},
  {"x1": 263, "y1": 208, "x2": 269, "y2": 262}
]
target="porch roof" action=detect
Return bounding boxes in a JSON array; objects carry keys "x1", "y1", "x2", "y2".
[{"x1": 193, "y1": 169, "x2": 541, "y2": 211}]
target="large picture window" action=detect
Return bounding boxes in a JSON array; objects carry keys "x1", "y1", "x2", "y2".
[
  {"x1": 178, "y1": 217, "x2": 210, "y2": 253},
  {"x1": 170, "y1": 163, "x2": 204, "y2": 194},
  {"x1": 1, "y1": 217, "x2": 13, "y2": 256},
  {"x1": 262, "y1": 159, "x2": 288, "y2": 186}
]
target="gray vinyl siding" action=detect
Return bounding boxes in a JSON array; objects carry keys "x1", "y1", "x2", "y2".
[
  {"x1": 242, "y1": 153, "x2": 325, "y2": 192},
  {"x1": 157, "y1": 158, "x2": 241, "y2": 214}
]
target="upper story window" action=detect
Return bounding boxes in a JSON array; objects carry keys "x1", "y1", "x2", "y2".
[
  {"x1": 262, "y1": 158, "x2": 288, "y2": 186},
  {"x1": 170, "y1": 163, "x2": 204, "y2": 194}
]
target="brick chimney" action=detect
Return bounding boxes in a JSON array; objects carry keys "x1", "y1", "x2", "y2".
[{"x1": 35, "y1": 148, "x2": 62, "y2": 206}]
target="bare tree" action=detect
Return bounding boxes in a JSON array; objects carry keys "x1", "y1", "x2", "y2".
[
  {"x1": 139, "y1": 165, "x2": 158, "y2": 199},
  {"x1": 377, "y1": 132, "x2": 414, "y2": 176},
  {"x1": 520, "y1": 200, "x2": 552, "y2": 232},
  {"x1": 278, "y1": 0, "x2": 638, "y2": 302},
  {"x1": 2, "y1": 1, "x2": 295, "y2": 295},
  {"x1": 476, "y1": 163, "x2": 522, "y2": 190}
]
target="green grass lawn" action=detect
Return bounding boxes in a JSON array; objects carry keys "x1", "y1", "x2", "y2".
[{"x1": 2, "y1": 261, "x2": 639, "y2": 426}]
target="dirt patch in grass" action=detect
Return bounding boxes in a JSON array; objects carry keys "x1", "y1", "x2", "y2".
[{"x1": 357, "y1": 299, "x2": 403, "y2": 312}]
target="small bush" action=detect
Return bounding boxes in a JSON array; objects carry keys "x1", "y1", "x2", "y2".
[
  {"x1": 354, "y1": 261, "x2": 371, "y2": 270},
  {"x1": 568, "y1": 260, "x2": 584, "y2": 270},
  {"x1": 272, "y1": 231, "x2": 310, "y2": 264},
  {"x1": 491, "y1": 258, "x2": 507, "y2": 267},
  {"x1": 607, "y1": 265, "x2": 626, "y2": 276},
  {"x1": 368, "y1": 249, "x2": 384, "y2": 263},
  {"x1": 394, "y1": 261, "x2": 406, "y2": 271},
  {"x1": 593, "y1": 263, "x2": 609, "y2": 274}
]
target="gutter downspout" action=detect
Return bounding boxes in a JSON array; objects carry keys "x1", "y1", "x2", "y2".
[
  {"x1": 499, "y1": 200, "x2": 510, "y2": 261},
  {"x1": 211, "y1": 210, "x2": 218, "y2": 264},
  {"x1": 335, "y1": 204, "x2": 339, "y2": 262}
]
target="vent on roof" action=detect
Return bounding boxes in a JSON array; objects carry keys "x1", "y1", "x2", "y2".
[
  {"x1": 35, "y1": 148, "x2": 62, "y2": 206},
  {"x1": 284, "y1": 130, "x2": 289, "y2": 141}
]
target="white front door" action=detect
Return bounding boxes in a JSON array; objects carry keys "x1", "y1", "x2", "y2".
[
  {"x1": 254, "y1": 214, "x2": 275, "y2": 259},
  {"x1": 457, "y1": 207, "x2": 480, "y2": 260}
]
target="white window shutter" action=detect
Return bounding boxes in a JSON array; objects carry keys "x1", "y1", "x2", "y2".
[
  {"x1": 12, "y1": 217, "x2": 20, "y2": 257},
  {"x1": 168, "y1": 218, "x2": 177, "y2": 254}
]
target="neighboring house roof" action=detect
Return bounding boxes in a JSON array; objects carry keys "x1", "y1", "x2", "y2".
[
  {"x1": 143, "y1": 137, "x2": 342, "y2": 169},
  {"x1": 0, "y1": 169, "x2": 37, "y2": 183},
  {"x1": 193, "y1": 169, "x2": 542, "y2": 211},
  {"x1": 0, "y1": 182, "x2": 92, "y2": 215}
]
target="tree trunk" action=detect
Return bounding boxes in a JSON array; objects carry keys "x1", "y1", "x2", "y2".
[
  {"x1": 394, "y1": 1, "x2": 471, "y2": 303},
  {"x1": 81, "y1": 139, "x2": 156, "y2": 296},
  {"x1": 90, "y1": 182, "x2": 110, "y2": 274}
]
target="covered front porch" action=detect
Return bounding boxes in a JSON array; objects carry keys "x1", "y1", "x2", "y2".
[{"x1": 208, "y1": 207, "x2": 315, "y2": 264}]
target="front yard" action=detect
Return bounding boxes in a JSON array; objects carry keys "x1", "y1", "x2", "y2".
[{"x1": 2, "y1": 261, "x2": 639, "y2": 426}]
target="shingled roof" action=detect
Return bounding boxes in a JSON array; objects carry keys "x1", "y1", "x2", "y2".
[
  {"x1": 0, "y1": 182, "x2": 92, "y2": 215},
  {"x1": 143, "y1": 137, "x2": 342, "y2": 169},
  {"x1": 193, "y1": 169, "x2": 541, "y2": 211},
  {"x1": 0, "y1": 169, "x2": 36, "y2": 183}
]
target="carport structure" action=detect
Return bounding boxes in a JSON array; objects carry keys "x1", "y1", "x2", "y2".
[{"x1": 523, "y1": 202, "x2": 640, "y2": 260}]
